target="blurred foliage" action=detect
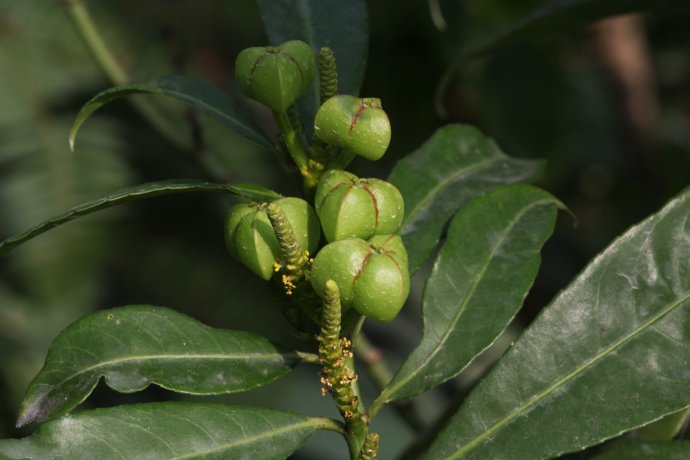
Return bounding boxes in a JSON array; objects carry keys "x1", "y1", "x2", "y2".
[{"x1": 0, "y1": 1, "x2": 689, "y2": 458}]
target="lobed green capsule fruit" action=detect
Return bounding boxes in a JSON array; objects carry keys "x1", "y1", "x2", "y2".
[
  {"x1": 314, "y1": 169, "x2": 404, "y2": 242},
  {"x1": 311, "y1": 234, "x2": 410, "y2": 322},
  {"x1": 314, "y1": 95, "x2": 391, "y2": 161},
  {"x1": 235, "y1": 40, "x2": 315, "y2": 112},
  {"x1": 224, "y1": 197, "x2": 320, "y2": 280}
]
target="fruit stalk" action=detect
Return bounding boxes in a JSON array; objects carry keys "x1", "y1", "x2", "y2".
[{"x1": 274, "y1": 110, "x2": 319, "y2": 191}]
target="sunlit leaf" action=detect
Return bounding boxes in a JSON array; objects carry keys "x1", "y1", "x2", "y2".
[
  {"x1": 388, "y1": 124, "x2": 544, "y2": 274},
  {"x1": 425, "y1": 187, "x2": 690, "y2": 459},
  {"x1": 378, "y1": 185, "x2": 562, "y2": 404},
  {"x1": 17, "y1": 306, "x2": 305, "y2": 427},
  {"x1": 3, "y1": 403, "x2": 323, "y2": 459}
]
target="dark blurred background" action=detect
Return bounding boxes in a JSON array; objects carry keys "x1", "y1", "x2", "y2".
[{"x1": 1, "y1": 1, "x2": 689, "y2": 458}]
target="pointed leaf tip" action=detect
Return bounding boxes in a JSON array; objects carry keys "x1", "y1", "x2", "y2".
[
  {"x1": 425, "y1": 186, "x2": 690, "y2": 460},
  {"x1": 17, "y1": 306, "x2": 302, "y2": 425},
  {"x1": 4, "y1": 403, "x2": 319, "y2": 459},
  {"x1": 381, "y1": 184, "x2": 561, "y2": 403},
  {"x1": 388, "y1": 124, "x2": 544, "y2": 274}
]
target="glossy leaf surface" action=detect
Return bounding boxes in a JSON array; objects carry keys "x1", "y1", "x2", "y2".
[
  {"x1": 257, "y1": 0, "x2": 368, "y2": 131},
  {"x1": 388, "y1": 124, "x2": 544, "y2": 274},
  {"x1": 592, "y1": 441, "x2": 690, "y2": 460},
  {"x1": 17, "y1": 306, "x2": 301, "y2": 427},
  {"x1": 2, "y1": 403, "x2": 320, "y2": 459},
  {"x1": 426, "y1": 187, "x2": 690, "y2": 459},
  {"x1": 70, "y1": 75, "x2": 273, "y2": 150},
  {"x1": 0, "y1": 180, "x2": 280, "y2": 256},
  {"x1": 379, "y1": 185, "x2": 562, "y2": 404}
]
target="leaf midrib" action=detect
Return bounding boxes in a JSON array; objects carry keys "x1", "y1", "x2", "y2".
[
  {"x1": 0, "y1": 181, "x2": 234, "y2": 255},
  {"x1": 384, "y1": 198, "x2": 551, "y2": 401},
  {"x1": 171, "y1": 419, "x2": 315, "y2": 459},
  {"x1": 151, "y1": 85, "x2": 269, "y2": 145},
  {"x1": 448, "y1": 291, "x2": 690, "y2": 459},
  {"x1": 401, "y1": 155, "x2": 498, "y2": 229},
  {"x1": 46, "y1": 351, "x2": 289, "y2": 391},
  {"x1": 170, "y1": 420, "x2": 316, "y2": 460}
]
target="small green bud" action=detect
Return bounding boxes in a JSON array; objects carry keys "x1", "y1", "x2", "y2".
[
  {"x1": 311, "y1": 234, "x2": 410, "y2": 322},
  {"x1": 314, "y1": 169, "x2": 404, "y2": 242},
  {"x1": 224, "y1": 197, "x2": 320, "y2": 280},
  {"x1": 235, "y1": 40, "x2": 315, "y2": 112},
  {"x1": 314, "y1": 95, "x2": 391, "y2": 161}
]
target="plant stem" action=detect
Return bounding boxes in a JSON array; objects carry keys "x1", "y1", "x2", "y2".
[
  {"x1": 66, "y1": 0, "x2": 127, "y2": 84},
  {"x1": 64, "y1": 0, "x2": 192, "y2": 151},
  {"x1": 294, "y1": 351, "x2": 320, "y2": 364},
  {"x1": 358, "y1": 333, "x2": 425, "y2": 431},
  {"x1": 273, "y1": 109, "x2": 319, "y2": 191},
  {"x1": 312, "y1": 417, "x2": 348, "y2": 436},
  {"x1": 355, "y1": 334, "x2": 392, "y2": 392}
]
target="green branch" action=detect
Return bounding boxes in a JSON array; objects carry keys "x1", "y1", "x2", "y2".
[{"x1": 64, "y1": 0, "x2": 191, "y2": 150}]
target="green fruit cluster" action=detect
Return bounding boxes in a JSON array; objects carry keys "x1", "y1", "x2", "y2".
[
  {"x1": 226, "y1": 41, "x2": 409, "y2": 323},
  {"x1": 310, "y1": 169, "x2": 408, "y2": 322}
]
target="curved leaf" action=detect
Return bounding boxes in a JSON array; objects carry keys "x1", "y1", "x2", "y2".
[
  {"x1": 17, "y1": 306, "x2": 305, "y2": 427},
  {"x1": 388, "y1": 124, "x2": 544, "y2": 274},
  {"x1": 630, "y1": 407, "x2": 690, "y2": 441},
  {"x1": 70, "y1": 75, "x2": 273, "y2": 151},
  {"x1": 436, "y1": 0, "x2": 684, "y2": 112},
  {"x1": 425, "y1": 186, "x2": 690, "y2": 460},
  {"x1": 378, "y1": 185, "x2": 562, "y2": 405},
  {"x1": 0, "y1": 180, "x2": 281, "y2": 256},
  {"x1": 592, "y1": 441, "x2": 690, "y2": 460},
  {"x1": 2, "y1": 403, "x2": 325, "y2": 459},
  {"x1": 228, "y1": 182, "x2": 284, "y2": 202},
  {"x1": 257, "y1": 0, "x2": 368, "y2": 133}
]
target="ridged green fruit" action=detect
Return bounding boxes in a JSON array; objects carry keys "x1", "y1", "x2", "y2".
[
  {"x1": 224, "y1": 197, "x2": 321, "y2": 280},
  {"x1": 315, "y1": 169, "x2": 404, "y2": 242},
  {"x1": 235, "y1": 40, "x2": 315, "y2": 112},
  {"x1": 314, "y1": 95, "x2": 391, "y2": 160},
  {"x1": 311, "y1": 234, "x2": 410, "y2": 322}
]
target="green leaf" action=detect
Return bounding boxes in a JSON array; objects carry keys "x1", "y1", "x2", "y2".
[
  {"x1": 592, "y1": 441, "x2": 690, "y2": 460},
  {"x1": 70, "y1": 75, "x2": 273, "y2": 151},
  {"x1": 388, "y1": 124, "x2": 544, "y2": 274},
  {"x1": 437, "y1": 0, "x2": 682, "y2": 110},
  {"x1": 0, "y1": 179, "x2": 281, "y2": 256},
  {"x1": 17, "y1": 306, "x2": 305, "y2": 427},
  {"x1": 228, "y1": 182, "x2": 284, "y2": 202},
  {"x1": 377, "y1": 185, "x2": 562, "y2": 405},
  {"x1": 629, "y1": 407, "x2": 690, "y2": 442},
  {"x1": 257, "y1": 0, "x2": 368, "y2": 133},
  {"x1": 1, "y1": 403, "x2": 326, "y2": 459},
  {"x1": 425, "y1": 187, "x2": 690, "y2": 460}
]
